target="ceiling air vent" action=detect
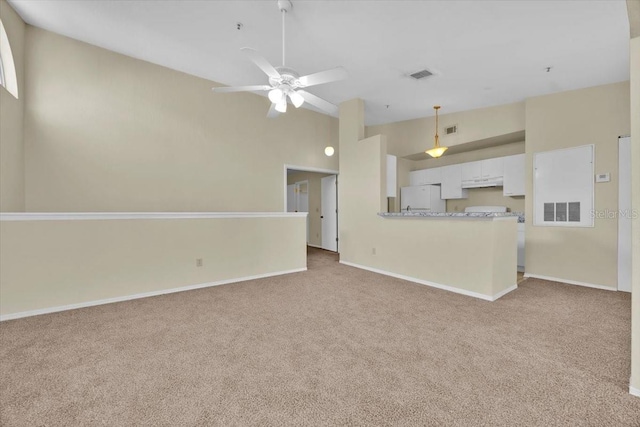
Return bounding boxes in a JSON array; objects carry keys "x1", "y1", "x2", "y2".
[{"x1": 409, "y1": 69, "x2": 433, "y2": 80}]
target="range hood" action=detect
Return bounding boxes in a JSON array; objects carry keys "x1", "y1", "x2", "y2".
[{"x1": 461, "y1": 177, "x2": 504, "y2": 189}]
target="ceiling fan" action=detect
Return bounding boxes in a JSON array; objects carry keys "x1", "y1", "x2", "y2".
[{"x1": 212, "y1": 0, "x2": 348, "y2": 118}]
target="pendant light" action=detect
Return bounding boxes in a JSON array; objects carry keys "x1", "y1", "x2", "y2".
[{"x1": 425, "y1": 105, "x2": 448, "y2": 158}]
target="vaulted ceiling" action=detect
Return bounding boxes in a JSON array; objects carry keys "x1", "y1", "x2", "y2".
[{"x1": 8, "y1": 0, "x2": 631, "y2": 125}]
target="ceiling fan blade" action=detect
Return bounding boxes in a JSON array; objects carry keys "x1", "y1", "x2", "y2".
[
  {"x1": 241, "y1": 47, "x2": 281, "y2": 79},
  {"x1": 298, "y1": 67, "x2": 348, "y2": 88},
  {"x1": 212, "y1": 85, "x2": 272, "y2": 93},
  {"x1": 297, "y1": 90, "x2": 338, "y2": 115},
  {"x1": 267, "y1": 102, "x2": 280, "y2": 119}
]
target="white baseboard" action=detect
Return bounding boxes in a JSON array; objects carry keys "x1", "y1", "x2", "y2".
[
  {"x1": 492, "y1": 284, "x2": 519, "y2": 301},
  {"x1": 0, "y1": 268, "x2": 307, "y2": 322},
  {"x1": 307, "y1": 244, "x2": 323, "y2": 249},
  {"x1": 339, "y1": 261, "x2": 516, "y2": 302},
  {"x1": 523, "y1": 273, "x2": 615, "y2": 291},
  {"x1": 631, "y1": 386, "x2": 640, "y2": 398}
]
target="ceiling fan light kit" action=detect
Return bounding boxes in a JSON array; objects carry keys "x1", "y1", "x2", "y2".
[{"x1": 212, "y1": 0, "x2": 347, "y2": 118}]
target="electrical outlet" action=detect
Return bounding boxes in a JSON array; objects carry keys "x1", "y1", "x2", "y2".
[
  {"x1": 372, "y1": 247, "x2": 376, "y2": 255},
  {"x1": 196, "y1": 258, "x2": 203, "y2": 267}
]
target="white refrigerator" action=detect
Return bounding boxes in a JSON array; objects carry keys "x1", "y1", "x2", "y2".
[{"x1": 400, "y1": 185, "x2": 446, "y2": 212}]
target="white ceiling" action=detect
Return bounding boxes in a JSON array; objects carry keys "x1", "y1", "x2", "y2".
[{"x1": 8, "y1": 0, "x2": 631, "y2": 125}]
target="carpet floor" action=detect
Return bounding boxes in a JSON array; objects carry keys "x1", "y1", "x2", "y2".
[{"x1": 1, "y1": 247, "x2": 638, "y2": 426}]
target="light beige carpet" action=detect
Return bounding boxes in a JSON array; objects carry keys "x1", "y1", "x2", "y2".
[{"x1": 1, "y1": 247, "x2": 638, "y2": 426}]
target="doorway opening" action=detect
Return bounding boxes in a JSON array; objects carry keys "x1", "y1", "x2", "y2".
[{"x1": 284, "y1": 165, "x2": 339, "y2": 253}]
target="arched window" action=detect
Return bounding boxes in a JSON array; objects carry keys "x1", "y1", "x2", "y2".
[{"x1": 0, "y1": 18, "x2": 18, "y2": 99}]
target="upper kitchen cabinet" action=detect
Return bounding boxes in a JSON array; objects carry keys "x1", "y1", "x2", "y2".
[
  {"x1": 481, "y1": 157, "x2": 504, "y2": 179},
  {"x1": 409, "y1": 169, "x2": 425, "y2": 186},
  {"x1": 461, "y1": 157, "x2": 505, "y2": 188},
  {"x1": 461, "y1": 161, "x2": 482, "y2": 182},
  {"x1": 441, "y1": 164, "x2": 469, "y2": 200},
  {"x1": 425, "y1": 167, "x2": 442, "y2": 185},
  {"x1": 387, "y1": 155, "x2": 397, "y2": 197},
  {"x1": 409, "y1": 167, "x2": 442, "y2": 186},
  {"x1": 503, "y1": 154, "x2": 525, "y2": 196}
]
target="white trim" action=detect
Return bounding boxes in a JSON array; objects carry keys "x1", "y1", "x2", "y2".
[
  {"x1": 523, "y1": 273, "x2": 615, "y2": 291},
  {"x1": 0, "y1": 212, "x2": 308, "y2": 222},
  {"x1": 283, "y1": 164, "x2": 339, "y2": 212},
  {"x1": 307, "y1": 244, "x2": 323, "y2": 249},
  {"x1": 491, "y1": 284, "x2": 518, "y2": 301},
  {"x1": 285, "y1": 164, "x2": 339, "y2": 175},
  {"x1": 0, "y1": 268, "x2": 307, "y2": 321},
  {"x1": 630, "y1": 386, "x2": 640, "y2": 398},
  {"x1": 339, "y1": 261, "x2": 516, "y2": 302}
]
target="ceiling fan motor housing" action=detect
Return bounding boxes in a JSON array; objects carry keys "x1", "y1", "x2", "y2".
[
  {"x1": 270, "y1": 66, "x2": 300, "y2": 89},
  {"x1": 278, "y1": 0, "x2": 293, "y2": 13}
]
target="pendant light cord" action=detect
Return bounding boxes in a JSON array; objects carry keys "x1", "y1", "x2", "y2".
[{"x1": 434, "y1": 106, "x2": 440, "y2": 147}]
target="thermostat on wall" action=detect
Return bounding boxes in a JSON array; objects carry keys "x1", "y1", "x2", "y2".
[{"x1": 595, "y1": 173, "x2": 610, "y2": 183}]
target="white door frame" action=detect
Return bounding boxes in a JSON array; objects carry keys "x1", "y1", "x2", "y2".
[
  {"x1": 321, "y1": 174, "x2": 339, "y2": 252},
  {"x1": 293, "y1": 180, "x2": 310, "y2": 242},
  {"x1": 618, "y1": 136, "x2": 632, "y2": 292},
  {"x1": 283, "y1": 164, "x2": 339, "y2": 212},
  {"x1": 284, "y1": 164, "x2": 339, "y2": 251}
]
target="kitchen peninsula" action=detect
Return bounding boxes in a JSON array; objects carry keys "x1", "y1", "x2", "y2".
[{"x1": 342, "y1": 210, "x2": 520, "y2": 302}]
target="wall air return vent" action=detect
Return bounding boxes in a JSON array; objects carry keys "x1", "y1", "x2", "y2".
[
  {"x1": 543, "y1": 202, "x2": 581, "y2": 223},
  {"x1": 444, "y1": 125, "x2": 457, "y2": 135},
  {"x1": 409, "y1": 69, "x2": 433, "y2": 80}
]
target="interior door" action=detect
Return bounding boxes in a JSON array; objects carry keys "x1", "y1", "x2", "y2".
[
  {"x1": 295, "y1": 181, "x2": 309, "y2": 243},
  {"x1": 618, "y1": 137, "x2": 631, "y2": 292},
  {"x1": 321, "y1": 175, "x2": 338, "y2": 252}
]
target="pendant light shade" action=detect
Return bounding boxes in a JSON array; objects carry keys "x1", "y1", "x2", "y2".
[{"x1": 425, "y1": 105, "x2": 448, "y2": 158}]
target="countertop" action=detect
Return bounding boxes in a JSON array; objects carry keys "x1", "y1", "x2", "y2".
[{"x1": 379, "y1": 211, "x2": 525, "y2": 222}]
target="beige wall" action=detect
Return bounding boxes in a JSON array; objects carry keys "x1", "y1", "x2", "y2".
[
  {"x1": 0, "y1": 216, "x2": 307, "y2": 317},
  {"x1": 630, "y1": 36, "x2": 640, "y2": 394},
  {"x1": 287, "y1": 171, "x2": 332, "y2": 247},
  {"x1": 0, "y1": 0, "x2": 25, "y2": 212},
  {"x1": 525, "y1": 82, "x2": 630, "y2": 289},
  {"x1": 366, "y1": 102, "x2": 525, "y2": 158},
  {"x1": 412, "y1": 141, "x2": 525, "y2": 170},
  {"x1": 413, "y1": 141, "x2": 526, "y2": 213},
  {"x1": 23, "y1": 27, "x2": 338, "y2": 212},
  {"x1": 339, "y1": 101, "x2": 516, "y2": 300}
]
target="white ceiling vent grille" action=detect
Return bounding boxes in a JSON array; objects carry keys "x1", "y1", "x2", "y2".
[{"x1": 409, "y1": 69, "x2": 433, "y2": 80}]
